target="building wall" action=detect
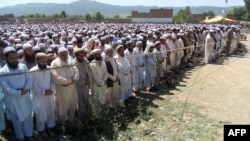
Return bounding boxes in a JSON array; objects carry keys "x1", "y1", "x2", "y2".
[
  {"x1": 191, "y1": 14, "x2": 205, "y2": 23},
  {"x1": 106, "y1": 18, "x2": 132, "y2": 23},
  {"x1": 131, "y1": 8, "x2": 173, "y2": 23},
  {"x1": 131, "y1": 18, "x2": 172, "y2": 23}
]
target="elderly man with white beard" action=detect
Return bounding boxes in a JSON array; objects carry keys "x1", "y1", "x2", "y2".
[
  {"x1": 124, "y1": 40, "x2": 138, "y2": 95},
  {"x1": 30, "y1": 53, "x2": 56, "y2": 138},
  {"x1": 133, "y1": 41, "x2": 145, "y2": 90},
  {"x1": 103, "y1": 45, "x2": 119, "y2": 107},
  {"x1": 51, "y1": 47, "x2": 79, "y2": 124},
  {"x1": 114, "y1": 45, "x2": 132, "y2": 102}
]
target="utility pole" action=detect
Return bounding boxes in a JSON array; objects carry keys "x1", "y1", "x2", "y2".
[{"x1": 225, "y1": 0, "x2": 228, "y2": 17}]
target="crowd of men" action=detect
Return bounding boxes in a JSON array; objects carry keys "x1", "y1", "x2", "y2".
[{"x1": 0, "y1": 23, "x2": 241, "y2": 140}]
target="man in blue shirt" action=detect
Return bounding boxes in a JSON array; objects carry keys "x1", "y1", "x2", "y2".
[{"x1": 0, "y1": 47, "x2": 33, "y2": 141}]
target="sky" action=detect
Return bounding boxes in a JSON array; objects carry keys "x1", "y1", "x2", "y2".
[{"x1": 0, "y1": 0, "x2": 244, "y2": 8}]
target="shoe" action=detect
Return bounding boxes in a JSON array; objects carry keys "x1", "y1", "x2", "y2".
[
  {"x1": 47, "y1": 128, "x2": 56, "y2": 138},
  {"x1": 39, "y1": 130, "x2": 49, "y2": 139}
]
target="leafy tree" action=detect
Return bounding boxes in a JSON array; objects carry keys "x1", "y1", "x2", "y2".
[
  {"x1": 174, "y1": 6, "x2": 192, "y2": 24},
  {"x1": 228, "y1": 7, "x2": 246, "y2": 20},
  {"x1": 85, "y1": 13, "x2": 92, "y2": 22},
  {"x1": 94, "y1": 12, "x2": 104, "y2": 22},
  {"x1": 52, "y1": 14, "x2": 59, "y2": 19},
  {"x1": 244, "y1": 0, "x2": 250, "y2": 12},
  {"x1": 113, "y1": 14, "x2": 120, "y2": 18},
  {"x1": 244, "y1": 0, "x2": 250, "y2": 20},
  {"x1": 61, "y1": 10, "x2": 67, "y2": 18}
]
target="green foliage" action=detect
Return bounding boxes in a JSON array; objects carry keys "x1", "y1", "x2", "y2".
[
  {"x1": 174, "y1": 6, "x2": 192, "y2": 24},
  {"x1": 113, "y1": 14, "x2": 120, "y2": 18},
  {"x1": 244, "y1": 0, "x2": 250, "y2": 12},
  {"x1": 229, "y1": 7, "x2": 247, "y2": 20},
  {"x1": 94, "y1": 12, "x2": 104, "y2": 22},
  {"x1": 61, "y1": 10, "x2": 66, "y2": 18},
  {"x1": 84, "y1": 13, "x2": 92, "y2": 22}
]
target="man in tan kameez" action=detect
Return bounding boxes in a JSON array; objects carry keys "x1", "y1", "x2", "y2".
[{"x1": 51, "y1": 47, "x2": 79, "y2": 124}]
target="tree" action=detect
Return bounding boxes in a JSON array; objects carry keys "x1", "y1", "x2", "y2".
[
  {"x1": 174, "y1": 6, "x2": 192, "y2": 24},
  {"x1": 244, "y1": 0, "x2": 250, "y2": 12},
  {"x1": 203, "y1": 11, "x2": 215, "y2": 18},
  {"x1": 94, "y1": 12, "x2": 104, "y2": 22},
  {"x1": 244, "y1": 0, "x2": 250, "y2": 20},
  {"x1": 61, "y1": 10, "x2": 67, "y2": 18},
  {"x1": 85, "y1": 13, "x2": 92, "y2": 22},
  {"x1": 113, "y1": 14, "x2": 120, "y2": 18},
  {"x1": 228, "y1": 7, "x2": 246, "y2": 20}
]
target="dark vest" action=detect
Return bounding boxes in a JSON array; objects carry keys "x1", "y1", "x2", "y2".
[{"x1": 105, "y1": 60, "x2": 114, "y2": 87}]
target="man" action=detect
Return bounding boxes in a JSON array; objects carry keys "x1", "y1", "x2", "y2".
[
  {"x1": 124, "y1": 41, "x2": 138, "y2": 95},
  {"x1": 103, "y1": 45, "x2": 119, "y2": 107},
  {"x1": 51, "y1": 47, "x2": 79, "y2": 124},
  {"x1": 115, "y1": 45, "x2": 132, "y2": 102},
  {"x1": 153, "y1": 41, "x2": 164, "y2": 90},
  {"x1": 144, "y1": 43, "x2": 157, "y2": 91},
  {"x1": 204, "y1": 29, "x2": 215, "y2": 64},
  {"x1": 89, "y1": 49, "x2": 108, "y2": 106},
  {"x1": 0, "y1": 47, "x2": 33, "y2": 141},
  {"x1": 0, "y1": 40, "x2": 7, "y2": 132},
  {"x1": 133, "y1": 41, "x2": 145, "y2": 90},
  {"x1": 20, "y1": 43, "x2": 37, "y2": 70},
  {"x1": 30, "y1": 53, "x2": 56, "y2": 138},
  {"x1": 72, "y1": 47, "x2": 91, "y2": 114}
]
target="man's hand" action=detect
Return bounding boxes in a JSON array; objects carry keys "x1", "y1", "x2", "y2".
[
  {"x1": 44, "y1": 90, "x2": 53, "y2": 95},
  {"x1": 21, "y1": 89, "x2": 29, "y2": 96},
  {"x1": 84, "y1": 80, "x2": 90, "y2": 86},
  {"x1": 141, "y1": 63, "x2": 144, "y2": 67},
  {"x1": 71, "y1": 78, "x2": 77, "y2": 84}
]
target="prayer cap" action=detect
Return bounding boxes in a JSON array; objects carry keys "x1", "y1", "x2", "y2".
[
  {"x1": 90, "y1": 48, "x2": 102, "y2": 55},
  {"x1": 23, "y1": 43, "x2": 33, "y2": 50},
  {"x1": 58, "y1": 47, "x2": 68, "y2": 54},
  {"x1": 35, "y1": 52, "x2": 47, "y2": 59},
  {"x1": 3, "y1": 46, "x2": 16, "y2": 54}
]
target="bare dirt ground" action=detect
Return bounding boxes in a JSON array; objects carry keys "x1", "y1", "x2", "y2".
[{"x1": 168, "y1": 34, "x2": 250, "y2": 140}]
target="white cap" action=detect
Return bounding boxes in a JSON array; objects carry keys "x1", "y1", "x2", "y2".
[
  {"x1": 58, "y1": 47, "x2": 68, "y2": 54},
  {"x1": 23, "y1": 43, "x2": 33, "y2": 50},
  {"x1": 90, "y1": 48, "x2": 102, "y2": 55},
  {"x1": 3, "y1": 46, "x2": 16, "y2": 54}
]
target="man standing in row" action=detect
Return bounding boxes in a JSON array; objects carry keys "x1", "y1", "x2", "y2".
[
  {"x1": 72, "y1": 48, "x2": 91, "y2": 114},
  {"x1": 89, "y1": 49, "x2": 108, "y2": 106},
  {"x1": 0, "y1": 47, "x2": 33, "y2": 141},
  {"x1": 51, "y1": 47, "x2": 79, "y2": 124},
  {"x1": 30, "y1": 53, "x2": 56, "y2": 138}
]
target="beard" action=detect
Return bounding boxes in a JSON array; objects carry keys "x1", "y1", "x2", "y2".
[
  {"x1": 24, "y1": 52, "x2": 35, "y2": 62},
  {"x1": 128, "y1": 48, "x2": 133, "y2": 52},
  {"x1": 95, "y1": 56, "x2": 102, "y2": 61},
  {"x1": 77, "y1": 58, "x2": 84, "y2": 63},
  {"x1": 38, "y1": 64, "x2": 47, "y2": 70},
  {"x1": 6, "y1": 60, "x2": 18, "y2": 69}
]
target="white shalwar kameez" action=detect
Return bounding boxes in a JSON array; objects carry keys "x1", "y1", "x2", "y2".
[{"x1": 30, "y1": 65, "x2": 55, "y2": 132}]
